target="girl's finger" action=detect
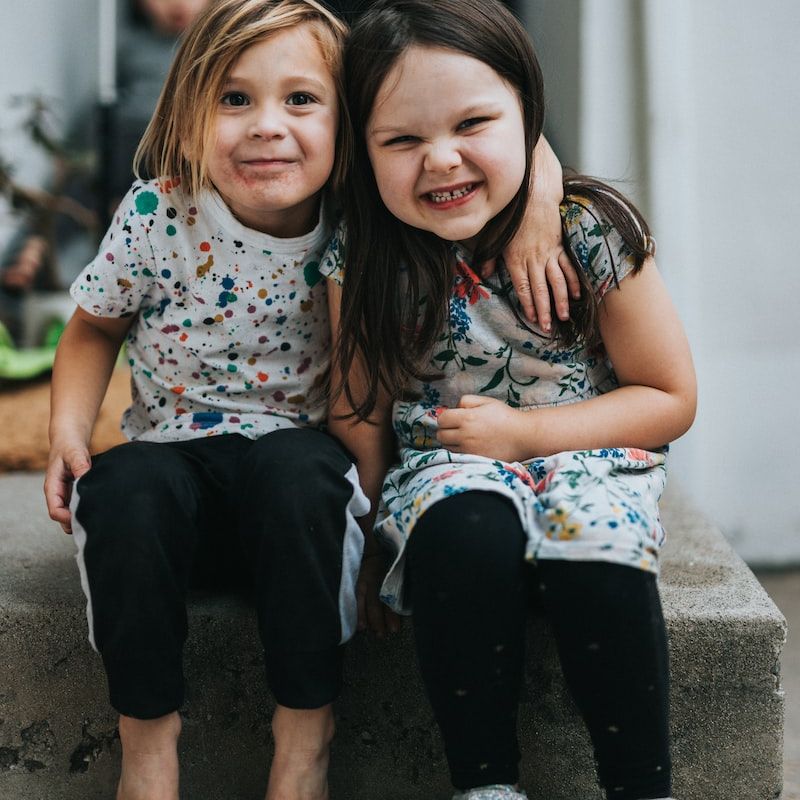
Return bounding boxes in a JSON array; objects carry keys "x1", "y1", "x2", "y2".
[
  {"x1": 506, "y1": 263, "x2": 535, "y2": 322},
  {"x1": 558, "y1": 248, "x2": 581, "y2": 299},
  {"x1": 457, "y1": 394, "x2": 493, "y2": 408},
  {"x1": 545, "y1": 257, "x2": 569, "y2": 321},
  {"x1": 367, "y1": 596, "x2": 386, "y2": 637},
  {"x1": 531, "y1": 275, "x2": 552, "y2": 333},
  {"x1": 385, "y1": 608, "x2": 403, "y2": 634},
  {"x1": 480, "y1": 256, "x2": 498, "y2": 279},
  {"x1": 436, "y1": 409, "x2": 460, "y2": 428},
  {"x1": 437, "y1": 430, "x2": 458, "y2": 450}
]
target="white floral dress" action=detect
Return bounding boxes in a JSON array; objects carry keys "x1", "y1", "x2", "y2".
[{"x1": 323, "y1": 199, "x2": 668, "y2": 614}]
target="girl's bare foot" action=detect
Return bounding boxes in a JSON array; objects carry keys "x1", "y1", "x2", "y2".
[
  {"x1": 265, "y1": 704, "x2": 335, "y2": 800},
  {"x1": 116, "y1": 711, "x2": 181, "y2": 800}
]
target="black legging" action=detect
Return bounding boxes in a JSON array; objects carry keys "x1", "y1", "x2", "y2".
[{"x1": 405, "y1": 492, "x2": 671, "y2": 800}]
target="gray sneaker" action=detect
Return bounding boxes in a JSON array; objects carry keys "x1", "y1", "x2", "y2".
[{"x1": 452, "y1": 787, "x2": 528, "y2": 800}]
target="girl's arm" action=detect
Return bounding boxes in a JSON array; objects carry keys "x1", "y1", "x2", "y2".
[
  {"x1": 45, "y1": 307, "x2": 133, "y2": 532},
  {"x1": 327, "y1": 283, "x2": 400, "y2": 635},
  {"x1": 437, "y1": 257, "x2": 697, "y2": 461},
  {"x1": 491, "y1": 135, "x2": 581, "y2": 331}
]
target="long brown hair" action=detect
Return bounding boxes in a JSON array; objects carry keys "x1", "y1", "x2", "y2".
[{"x1": 336, "y1": 0, "x2": 651, "y2": 420}]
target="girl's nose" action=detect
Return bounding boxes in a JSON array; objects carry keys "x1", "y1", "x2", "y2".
[
  {"x1": 423, "y1": 139, "x2": 462, "y2": 173},
  {"x1": 248, "y1": 106, "x2": 288, "y2": 140}
]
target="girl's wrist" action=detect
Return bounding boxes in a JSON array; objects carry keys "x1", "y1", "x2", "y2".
[
  {"x1": 48, "y1": 421, "x2": 91, "y2": 449},
  {"x1": 512, "y1": 407, "x2": 541, "y2": 462}
]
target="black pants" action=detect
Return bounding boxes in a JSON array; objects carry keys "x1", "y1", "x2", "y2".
[
  {"x1": 72, "y1": 429, "x2": 364, "y2": 719},
  {"x1": 405, "y1": 492, "x2": 672, "y2": 800}
]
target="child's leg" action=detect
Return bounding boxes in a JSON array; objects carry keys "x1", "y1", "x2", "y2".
[
  {"x1": 72, "y1": 437, "x2": 242, "y2": 798},
  {"x1": 73, "y1": 440, "x2": 211, "y2": 717},
  {"x1": 404, "y1": 492, "x2": 529, "y2": 791},
  {"x1": 535, "y1": 560, "x2": 671, "y2": 800},
  {"x1": 235, "y1": 428, "x2": 367, "y2": 800},
  {"x1": 266, "y1": 705, "x2": 335, "y2": 800},
  {"x1": 116, "y1": 712, "x2": 181, "y2": 800}
]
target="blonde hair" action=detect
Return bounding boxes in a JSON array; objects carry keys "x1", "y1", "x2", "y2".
[{"x1": 134, "y1": 0, "x2": 350, "y2": 198}]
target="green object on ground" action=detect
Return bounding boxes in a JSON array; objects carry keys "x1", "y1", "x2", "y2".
[{"x1": 0, "y1": 320, "x2": 58, "y2": 381}]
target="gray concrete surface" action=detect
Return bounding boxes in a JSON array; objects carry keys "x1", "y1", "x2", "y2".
[
  {"x1": 0, "y1": 474, "x2": 788, "y2": 800},
  {"x1": 756, "y1": 569, "x2": 800, "y2": 800}
]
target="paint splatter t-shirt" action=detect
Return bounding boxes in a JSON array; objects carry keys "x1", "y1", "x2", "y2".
[{"x1": 71, "y1": 179, "x2": 334, "y2": 442}]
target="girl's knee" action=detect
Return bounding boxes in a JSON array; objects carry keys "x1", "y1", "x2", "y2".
[
  {"x1": 409, "y1": 492, "x2": 525, "y2": 563},
  {"x1": 78, "y1": 441, "x2": 184, "y2": 501},
  {"x1": 73, "y1": 442, "x2": 199, "y2": 547}
]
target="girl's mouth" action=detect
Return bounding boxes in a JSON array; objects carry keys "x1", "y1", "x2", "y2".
[{"x1": 424, "y1": 183, "x2": 479, "y2": 208}]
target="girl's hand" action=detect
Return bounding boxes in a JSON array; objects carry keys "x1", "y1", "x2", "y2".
[
  {"x1": 44, "y1": 438, "x2": 92, "y2": 534},
  {"x1": 480, "y1": 230, "x2": 578, "y2": 332},
  {"x1": 481, "y1": 135, "x2": 580, "y2": 330},
  {"x1": 502, "y1": 203, "x2": 580, "y2": 331},
  {"x1": 356, "y1": 552, "x2": 402, "y2": 637},
  {"x1": 437, "y1": 395, "x2": 529, "y2": 462}
]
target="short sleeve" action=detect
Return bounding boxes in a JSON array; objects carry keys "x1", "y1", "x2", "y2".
[
  {"x1": 70, "y1": 182, "x2": 159, "y2": 318},
  {"x1": 561, "y1": 197, "x2": 637, "y2": 300},
  {"x1": 318, "y1": 220, "x2": 346, "y2": 287}
]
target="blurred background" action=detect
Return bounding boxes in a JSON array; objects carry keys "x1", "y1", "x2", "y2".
[{"x1": 0, "y1": 0, "x2": 797, "y2": 791}]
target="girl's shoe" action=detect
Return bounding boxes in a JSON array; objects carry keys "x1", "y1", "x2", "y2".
[{"x1": 452, "y1": 787, "x2": 528, "y2": 800}]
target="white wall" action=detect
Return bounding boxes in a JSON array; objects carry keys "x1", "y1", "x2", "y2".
[
  {"x1": 526, "y1": 0, "x2": 800, "y2": 565},
  {"x1": 0, "y1": 0, "x2": 99, "y2": 249}
]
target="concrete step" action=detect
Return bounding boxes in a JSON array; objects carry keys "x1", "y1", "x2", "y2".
[{"x1": 0, "y1": 473, "x2": 787, "y2": 800}]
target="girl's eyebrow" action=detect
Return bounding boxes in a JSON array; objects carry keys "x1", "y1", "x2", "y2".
[
  {"x1": 223, "y1": 74, "x2": 330, "y2": 93},
  {"x1": 370, "y1": 103, "x2": 503, "y2": 136}
]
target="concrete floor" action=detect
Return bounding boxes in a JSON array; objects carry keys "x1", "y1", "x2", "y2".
[{"x1": 755, "y1": 569, "x2": 800, "y2": 800}]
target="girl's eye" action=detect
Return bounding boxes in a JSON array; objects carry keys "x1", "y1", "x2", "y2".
[
  {"x1": 384, "y1": 135, "x2": 418, "y2": 146},
  {"x1": 458, "y1": 117, "x2": 489, "y2": 131},
  {"x1": 221, "y1": 92, "x2": 249, "y2": 107},
  {"x1": 288, "y1": 93, "x2": 315, "y2": 106}
]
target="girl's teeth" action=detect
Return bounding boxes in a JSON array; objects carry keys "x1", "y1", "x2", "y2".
[{"x1": 428, "y1": 184, "x2": 473, "y2": 203}]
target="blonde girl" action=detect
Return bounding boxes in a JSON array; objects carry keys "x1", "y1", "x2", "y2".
[{"x1": 47, "y1": 3, "x2": 360, "y2": 798}]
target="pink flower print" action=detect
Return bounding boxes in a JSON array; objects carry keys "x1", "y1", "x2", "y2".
[
  {"x1": 432, "y1": 469, "x2": 459, "y2": 483},
  {"x1": 533, "y1": 469, "x2": 556, "y2": 495},
  {"x1": 625, "y1": 447, "x2": 653, "y2": 465},
  {"x1": 504, "y1": 462, "x2": 537, "y2": 491}
]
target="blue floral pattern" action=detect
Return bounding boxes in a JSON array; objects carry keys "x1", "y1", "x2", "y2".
[
  {"x1": 387, "y1": 199, "x2": 666, "y2": 612},
  {"x1": 321, "y1": 200, "x2": 668, "y2": 614}
]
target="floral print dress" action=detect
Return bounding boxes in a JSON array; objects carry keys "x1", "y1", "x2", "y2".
[{"x1": 324, "y1": 199, "x2": 668, "y2": 614}]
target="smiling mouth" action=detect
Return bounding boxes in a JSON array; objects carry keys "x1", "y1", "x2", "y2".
[{"x1": 426, "y1": 183, "x2": 477, "y2": 204}]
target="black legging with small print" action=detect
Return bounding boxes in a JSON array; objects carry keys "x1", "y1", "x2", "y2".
[{"x1": 405, "y1": 492, "x2": 672, "y2": 799}]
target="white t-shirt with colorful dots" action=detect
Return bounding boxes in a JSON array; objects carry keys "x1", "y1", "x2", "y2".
[{"x1": 71, "y1": 179, "x2": 334, "y2": 442}]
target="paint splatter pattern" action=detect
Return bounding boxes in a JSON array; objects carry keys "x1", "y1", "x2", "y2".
[{"x1": 71, "y1": 179, "x2": 334, "y2": 441}]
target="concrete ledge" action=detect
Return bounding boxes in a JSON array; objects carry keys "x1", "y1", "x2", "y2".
[{"x1": 0, "y1": 474, "x2": 787, "y2": 800}]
